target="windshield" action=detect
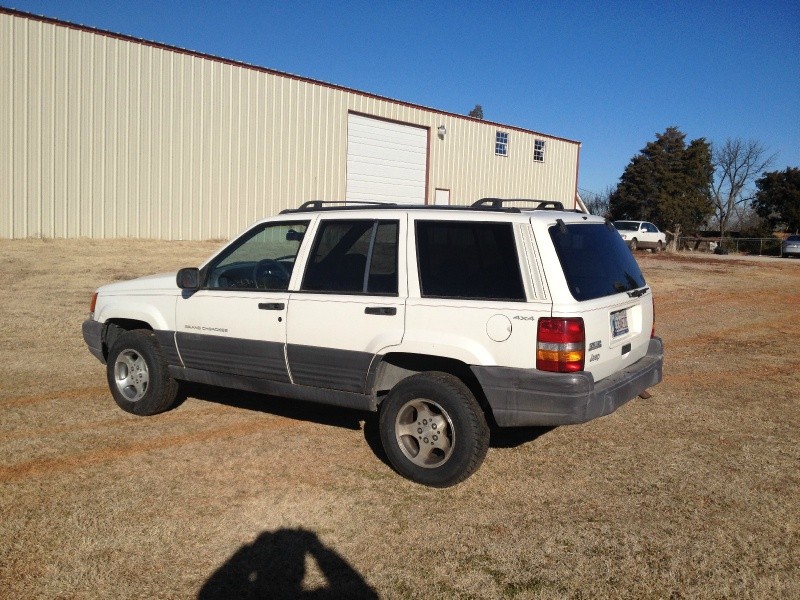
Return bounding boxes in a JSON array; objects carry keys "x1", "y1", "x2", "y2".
[
  {"x1": 613, "y1": 221, "x2": 639, "y2": 231},
  {"x1": 550, "y1": 223, "x2": 646, "y2": 301}
]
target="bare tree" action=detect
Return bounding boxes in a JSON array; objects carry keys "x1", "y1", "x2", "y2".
[
  {"x1": 580, "y1": 186, "x2": 613, "y2": 218},
  {"x1": 711, "y1": 139, "x2": 775, "y2": 238}
]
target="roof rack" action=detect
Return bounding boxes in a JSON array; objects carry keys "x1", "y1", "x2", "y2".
[
  {"x1": 280, "y1": 198, "x2": 574, "y2": 215},
  {"x1": 472, "y1": 198, "x2": 566, "y2": 211},
  {"x1": 281, "y1": 200, "x2": 398, "y2": 214}
]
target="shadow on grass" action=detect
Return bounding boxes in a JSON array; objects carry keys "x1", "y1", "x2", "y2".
[
  {"x1": 488, "y1": 424, "x2": 555, "y2": 448},
  {"x1": 180, "y1": 382, "x2": 555, "y2": 472},
  {"x1": 179, "y1": 382, "x2": 366, "y2": 431},
  {"x1": 198, "y1": 528, "x2": 378, "y2": 599}
]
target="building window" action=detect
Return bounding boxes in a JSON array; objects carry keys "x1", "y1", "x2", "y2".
[
  {"x1": 534, "y1": 139, "x2": 546, "y2": 162},
  {"x1": 495, "y1": 131, "x2": 508, "y2": 156}
]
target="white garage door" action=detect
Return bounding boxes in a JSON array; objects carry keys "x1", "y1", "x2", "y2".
[{"x1": 346, "y1": 114, "x2": 428, "y2": 204}]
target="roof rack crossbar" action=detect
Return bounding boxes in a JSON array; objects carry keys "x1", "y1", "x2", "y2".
[
  {"x1": 472, "y1": 198, "x2": 565, "y2": 211},
  {"x1": 281, "y1": 200, "x2": 400, "y2": 213}
]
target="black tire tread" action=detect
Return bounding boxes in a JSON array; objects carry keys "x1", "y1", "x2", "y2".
[
  {"x1": 379, "y1": 371, "x2": 489, "y2": 488},
  {"x1": 106, "y1": 329, "x2": 179, "y2": 416}
]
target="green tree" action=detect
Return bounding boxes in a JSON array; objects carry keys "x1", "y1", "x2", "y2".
[
  {"x1": 752, "y1": 167, "x2": 800, "y2": 232},
  {"x1": 468, "y1": 104, "x2": 484, "y2": 119},
  {"x1": 609, "y1": 127, "x2": 713, "y2": 235}
]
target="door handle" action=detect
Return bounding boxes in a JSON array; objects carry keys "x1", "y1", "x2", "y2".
[
  {"x1": 365, "y1": 306, "x2": 396, "y2": 316},
  {"x1": 258, "y1": 302, "x2": 285, "y2": 310}
]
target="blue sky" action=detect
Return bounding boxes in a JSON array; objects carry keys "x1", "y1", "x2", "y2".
[{"x1": 7, "y1": 0, "x2": 799, "y2": 196}]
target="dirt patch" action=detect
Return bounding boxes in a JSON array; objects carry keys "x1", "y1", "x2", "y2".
[{"x1": 1, "y1": 241, "x2": 798, "y2": 599}]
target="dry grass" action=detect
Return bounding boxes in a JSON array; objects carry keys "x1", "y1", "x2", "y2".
[{"x1": 1, "y1": 239, "x2": 798, "y2": 599}]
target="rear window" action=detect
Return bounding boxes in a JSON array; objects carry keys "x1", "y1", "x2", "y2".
[
  {"x1": 550, "y1": 222, "x2": 646, "y2": 301},
  {"x1": 613, "y1": 221, "x2": 639, "y2": 231}
]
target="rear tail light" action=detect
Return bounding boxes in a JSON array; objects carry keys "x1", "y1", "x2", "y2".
[
  {"x1": 537, "y1": 317, "x2": 585, "y2": 372},
  {"x1": 89, "y1": 292, "x2": 98, "y2": 317}
]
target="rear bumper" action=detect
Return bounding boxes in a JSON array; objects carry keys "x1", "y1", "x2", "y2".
[
  {"x1": 82, "y1": 319, "x2": 106, "y2": 363},
  {"x1": 472, "y1": 337, "x2": 664, "y2": 427}
]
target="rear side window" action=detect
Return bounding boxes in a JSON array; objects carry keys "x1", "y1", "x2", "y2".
[
  {"x1": 416, "y1": 221, "x2": 525, "y2": 301},
  {"x1": 302, "y1": 220, "x2": 398, "y2": 294},
  {"x1": 550, "y1": 222, "x2": 646, "y2": 301}
]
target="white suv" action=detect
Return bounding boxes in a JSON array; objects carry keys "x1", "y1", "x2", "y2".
[{"x1": 83, "y1": 200, "x2": 663, "y2": 487}]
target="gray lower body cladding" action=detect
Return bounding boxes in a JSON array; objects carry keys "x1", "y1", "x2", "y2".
[
  {"x1": 472, "y1": 338, "x2": 664, "y2": 427},
  {"x1": 82, "y1": 319, "x2": 105, "y2": 362}
]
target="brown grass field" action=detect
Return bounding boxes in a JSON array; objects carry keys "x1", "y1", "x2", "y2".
[{"x1": 1, "y1": 239, "x2": 798, "y2": 599}]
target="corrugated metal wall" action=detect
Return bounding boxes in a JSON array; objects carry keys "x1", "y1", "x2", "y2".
[{"x1": 0, "y1": 10, "x2": 580, "y2": 240}]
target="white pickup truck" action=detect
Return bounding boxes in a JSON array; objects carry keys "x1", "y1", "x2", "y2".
[{"x1": 83, "y1": 200, "x2": 663, "y2": 487}]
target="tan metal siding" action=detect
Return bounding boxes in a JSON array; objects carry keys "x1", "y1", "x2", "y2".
[{"x1": 1, "y1": 10, "x2": 579, "y2": 240}]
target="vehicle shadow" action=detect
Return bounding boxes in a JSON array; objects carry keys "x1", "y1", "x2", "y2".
[
  {"x1": 181, "y1": 383, "x2": 554, "y2": 471},
  {"x1": 488, "y1": 424, "x2": 555, "y2": 448},
  {"x1": 197, "y1": 528, "x2": 378, "y2": 599},
  {"x1": 179, "y1": 383, "x2": 366, "y2": 431}
]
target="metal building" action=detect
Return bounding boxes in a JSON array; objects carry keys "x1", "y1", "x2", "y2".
[{"x1": 1, "y1": 8, "x2": 582, "y2": 240}]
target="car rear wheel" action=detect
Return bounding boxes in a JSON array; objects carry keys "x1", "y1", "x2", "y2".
[
  {"x1": 655, "y1": 241, "x2": 663, "y2": 252},
  {"x1": 106, "y1": 329, "x2": 179, "y2": 416},
  {"x1": 629, "y1": 238, "x2": 638, "y2": 251},
  {"x1": 379, "y1": 372, "x2": 489, "y2": 487}
]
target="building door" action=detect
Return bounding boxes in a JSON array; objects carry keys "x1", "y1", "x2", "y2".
[{"x1": 346, "y1": 114, "x2": 428, "y2": 204}]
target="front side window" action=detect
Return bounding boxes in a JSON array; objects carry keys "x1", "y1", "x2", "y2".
[
  {"x1": 416, "y1": 220, "x2": 525, "y2": 301},
  {"x1": 301, "y1": 220, "x2": 399, "y2": 294},
  {"x1": 495, "y1": 131, "x2": 508, "y2": 156},
  {"x1": 550, "y1": 223, "x2": 646, "y2": 301},
  {"x1": 533, "y1": 139, "x2": 546, "y2": 162},
  {"x1": 205, "y1": 221, "x2": 309, "y2": 290}
]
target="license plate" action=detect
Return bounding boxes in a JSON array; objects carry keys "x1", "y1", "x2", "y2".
[{"x1": 611, "y1": 309, "x2": 629, "y2": 338}]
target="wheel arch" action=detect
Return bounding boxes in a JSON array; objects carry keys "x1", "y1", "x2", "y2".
[
  {"x1": 369, "y1": 352, "x2": 494, "y2": 422},
  {"x1": 102, "y1": 318, "x2": 154, "y2": 360}
]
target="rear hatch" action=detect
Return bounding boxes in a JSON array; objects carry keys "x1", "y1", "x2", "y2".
[{"x1": 532, "y1": 215, "x2": 655, "y2": 383}]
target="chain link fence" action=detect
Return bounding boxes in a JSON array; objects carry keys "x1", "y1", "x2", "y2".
[{"x1": 676, "y1": 237, "x2": 783, "y2": 256}]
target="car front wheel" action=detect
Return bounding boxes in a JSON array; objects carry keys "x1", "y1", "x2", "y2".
[
  {"x1": 379, "y1": 372, "x2": 490, "y2": 487},
  {"x1": 106, "y1": 329, "x2": 179, "y2": 416}
]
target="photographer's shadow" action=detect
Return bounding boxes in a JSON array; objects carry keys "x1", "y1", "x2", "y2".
[{"x1": 198, "y1": 528, "x2": 378, "y2": 600}]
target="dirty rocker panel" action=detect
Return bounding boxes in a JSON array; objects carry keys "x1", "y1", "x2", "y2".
[
  {"x1": 167, "y1": 365, "x2": 377, "y2": 412},
  {"x1": 472, "y1": 338, "x2": 664, "y2": 427}
]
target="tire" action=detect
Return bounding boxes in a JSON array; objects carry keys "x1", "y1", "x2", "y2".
[
  {"x1": 629, "y1": 238, "x2": 638, "y2": 251},
  {"x1": 379, "y1": 372, "x2": 490, "y2": 488},
  {"x1": 106, "y1": 329, "x2": 179, "y2": 416},
  {"x1": 655, "y1": 241, "x2": 663, "y2": 253}
]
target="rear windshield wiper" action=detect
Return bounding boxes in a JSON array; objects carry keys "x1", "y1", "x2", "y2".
[{"x1": 627, "y1": 287, "x2": 650, "y2": 298}]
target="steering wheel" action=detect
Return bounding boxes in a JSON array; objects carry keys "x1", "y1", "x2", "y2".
[{"x1": 253, "y1": 259, "x2": 291, "y2": 289}]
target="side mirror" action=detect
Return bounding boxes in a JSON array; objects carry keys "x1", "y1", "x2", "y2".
[{"x1": 176, "y1": 267, "x2": 200, "y2": 290}]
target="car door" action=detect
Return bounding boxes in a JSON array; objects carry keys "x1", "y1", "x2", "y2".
[
  {"x1": 641, "y1": 222, "x2": 659, "y2": 246},
  {"x1": 174, "y1": 220, "x2": 309, "y2": 382},
  {"x1": 286, "y1": 217, "x2": 406, "y2": 393}
]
